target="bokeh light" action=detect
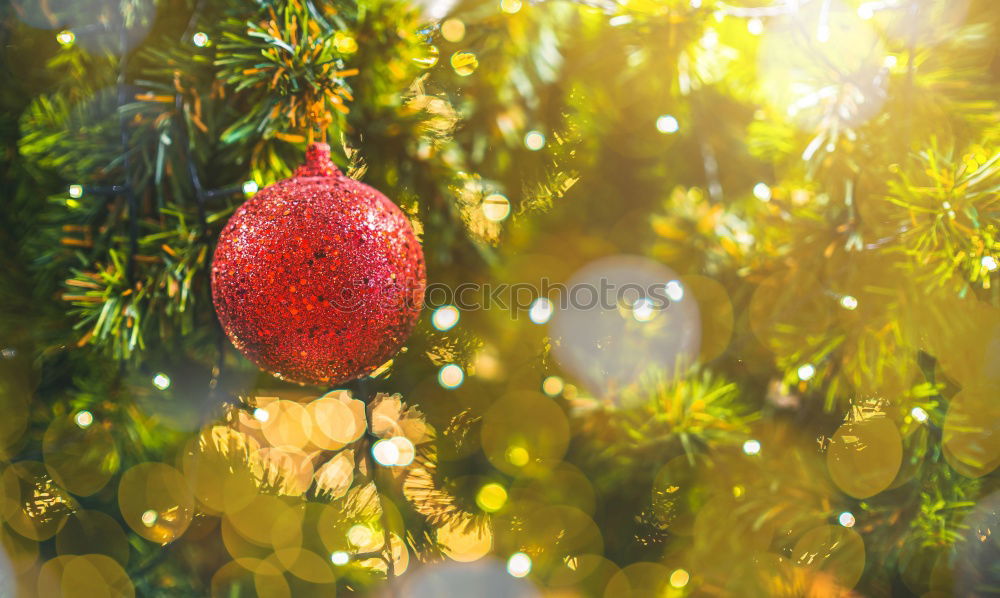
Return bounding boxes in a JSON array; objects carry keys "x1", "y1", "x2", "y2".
[
  {"x1": 391, "y1": 436, "x2": 416, "y2": 466},
  {"x1": 910, "y1": 406, "x2": 929, "y2": 423},
  {"x1": 758, "y1": 0, "x2": 889, "y2": 135},
  {"x1": 500, "y1": 0, "x2": 522, "y2": 14},
  {"x1": 752, "y1": 182, "x2": 772, "y2": 201},
  {"x1": 414, "y1": 44, "x2": 440, "y2": 68},
  {"x1": 1, "y1": 461, "x2": 73, "y2": 541},
  {"x1": 118, "y1": 462, "x2": 194, "y2": 543},
  {"x1": 372, "y1": 439, "x2": 400, "y2": 466},
  {"x1": 242, "y1": 180, "x2": 258, "y2": 194},
  {"x1": 664, "y1": 280, "x2": 684, "y2": 302},
  {"x1": 56, "y1": 30, "x2": 75, "y2": 47},
  {"x1": 37, "y1": 554, "x2": 134, "y2": 597},
  {"x1": 840, "y1": 295, "x2": 859, "y2": 310},
  {"x1": 656, "y1": 115, "x2": 679, "y2": 134},
  {"x1": 432, "y1": 305, "x2": 460, "y2": 331},
  {"x1": 259, "y1": 400, "x2": 312, "y2": 449},
  {"x1": 528, "y1": 298, "x2": 553, "y2": 324},
  {"x1": 441, "y1": 18, "x2": 465, "y2": 42},
  {"x1": 438, "y1": 364, "x2": 465, "y2": 389},
  {"x1": 483, "y1": 193, "x2": 511, "y2": 221},
  {"x1": 68, "y1": 184, "x2": 83, "y2": 198},
  {"x1": 331, "y1": 551, "x2": 350, "y2": 566},
  {"x1": 483, "y1": 392, "x2": 569, "y2": 475},
  {"x1": 792, "y1": 525, "x2": 866, "y2": 590},
  {"x1": 506, "y1": 446, "x2": 530, "y2": 467},
  {"x1": 523, "y1": 130, "x2": 546, "y2": 151},
  {"x1": 743, "y1": 439, "x2": 761, "y2": 455},
  {"x1": 943, "y1": 387, "x2": 1000, "y2": 478},
  {"x1": 827, "y1": 418, "x2": 902, "y2": 498},
  {"x1": 192, "y1": 32, "x2": 209, "y2": 47},
  {"x1": 476, "y1": 483, "x2": 508, "y2": 513},
  {"x1": 348, "y1": 524, "x2": 374, "y2": 547},
  {"x1": 506, "y1": 552, "x2": 532, "y2": 577},
  {"x1": 541, "y1": 375, "x2": 564, "y2": 396},
  {"x1": 74, "y1": 411, "x2": 93, "y2": 429},
  {"x1": 152, "y1": 372, "x2": 171, "y2": 390},
  {"x1": 797, "y1": 364, "x2": 816, "y2": 381},
  {"x1": 550, "y1": 256, "x2": 700, "y2": 399},
  {"x1": 451, "y1": 51, "x2": 478, "y2": 76},
  {"x1": 435, "y1": 517, "x2": 494, "y2": 563},
  {"x1": 669, "y1": 568, "x2": 690, "y2": 588},
  {"x1": 839, "y1": 511, "x2": 856, "y2": 528},
  {"x1": 631, "y1": 297, "x2": 656, "y2": 322}
]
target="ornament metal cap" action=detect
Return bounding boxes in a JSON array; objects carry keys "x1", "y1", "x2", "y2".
[{"x1": 295, "y1": 142, "x2": 344, "y2": 178}]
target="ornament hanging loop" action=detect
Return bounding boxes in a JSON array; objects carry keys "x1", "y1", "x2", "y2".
[{"x1": 294, "y1": 142, "x2": 344, "y2": 179}]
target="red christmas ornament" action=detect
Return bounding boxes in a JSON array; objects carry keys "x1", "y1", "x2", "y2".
[{"x1": 211, "y1": 143, "x2": 426, "y2": 386}]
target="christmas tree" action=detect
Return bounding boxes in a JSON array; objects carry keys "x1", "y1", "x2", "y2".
[{"x1": 1, "y1": 0, "x2": 998, "y2": 595}]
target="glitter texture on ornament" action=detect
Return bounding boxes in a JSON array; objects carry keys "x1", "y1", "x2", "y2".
[{"x1": 211, "y1": 143, "x2": 426, "y2": 386}]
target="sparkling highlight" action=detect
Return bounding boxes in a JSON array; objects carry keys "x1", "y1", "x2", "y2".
[
  {"x1": 507, "y1": 552, "x2": 532, "y2": 577},
  {"x1": 528, "y1": 298, "x2": 553, "y2": 324},
  {"x1": 524, "y1": 130, "x2": 546, "y2": 151},
  {"x1": 152, "y1": 373, "x2": 171, "y2": 390},
  {"x1": 656, "y1": 115, "x2": 680, "y2": 134},
  {"x1": 439, "y1": 364, "x2": 465, "y2": 389},
  {"x1": 74, "y1": 411, "x2": 94, "y2": 429}
]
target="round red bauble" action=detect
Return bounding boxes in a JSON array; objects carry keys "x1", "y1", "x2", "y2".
[{"x1": 211, "y1": 143, "x2": 426, "y2": 386}]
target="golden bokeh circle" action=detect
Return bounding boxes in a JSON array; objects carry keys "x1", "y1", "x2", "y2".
[
  {"x1": 481, "y1": 392, "x2": 569, "y2": 476},
  {"x1": 38, "y1": 554, "x2": 135, "y2": 598},
  {"x1": 436, "y1": 515, "x2": 493, "y2": 562},
  {"x1": 226, "y1": 493, "x2": 303, "y2": 551},
  {"x1": 943, "y1": 387, "x2": 1000, "y2": 478},
  {"x1": 827, "y1": 417, "x2": 902, "y2": 498},
  {"x1": 919, "y1": 296, "x2": 1000, "y2": 389},
  {"x1": 118, "y1": 462, "x2": 194, "y2": 544},
  {"x1": 43, "y1": 416, "x2": 119, "y2": 497},
  {"x1": 181, "y1": 427, "x2": 262, "y2": 515},
  {"x1": 792, "y1": 525, "x2": 866, "y2": 590},
  {"x1": 258, "y1": 447, "x2": 315, "y2": 496},
  {"x1": 307, "y1": 393, "x2": 365, "y2": 449},
  {"x1": 314, "y1": 450, "x2": 355, "y2": 499},
  {"x1": 221, "y1": 517, "x2": 272, "y2": 566},
  {"x1": 1, "y1": 461, "x2": 73, "y2": 541},
  {"x1": 261, "y1": 400, "x2": 313, "y2": 450}
]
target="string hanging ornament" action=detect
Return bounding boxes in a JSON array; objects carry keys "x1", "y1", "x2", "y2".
[{"x1": 211, "y1": 16, "x2": 425, "y2": 386}]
